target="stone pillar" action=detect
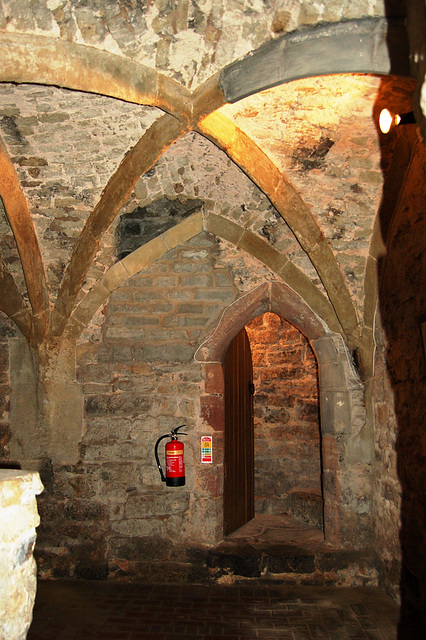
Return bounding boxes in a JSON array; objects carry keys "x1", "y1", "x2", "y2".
[{"x1": 0, "y1": 470, "x2": 43, "y2": 640}]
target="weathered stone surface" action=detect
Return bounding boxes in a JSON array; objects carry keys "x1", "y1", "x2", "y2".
[
  {"x1": 0, "y1": 1, "x2": 388, "y2": 89},
  {"x1": 0, "y1": 470, "x2": 43, "y2": 640},
  {"x1": 372, "y1": 136, "x2": 426, "y2": 618}
]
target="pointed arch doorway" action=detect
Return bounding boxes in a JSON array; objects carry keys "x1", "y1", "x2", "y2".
[
  {"x1": 198, "y1": 281, "x2": 365, "y2": 547},
  {"x1": 222, "y1": 313, "x2": 323, "y2": 539}
]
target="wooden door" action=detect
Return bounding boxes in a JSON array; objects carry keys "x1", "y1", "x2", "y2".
[{"x1": 223, "y1": 327, "x2": 254, "y2": 535}]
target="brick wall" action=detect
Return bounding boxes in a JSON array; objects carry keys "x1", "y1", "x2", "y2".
[
  {"x1": 32, "y1": 229, "x2": 375, "y2": 580},
  {"x1": 246, "y1": 313, "x2": 322, "y2": 528}
]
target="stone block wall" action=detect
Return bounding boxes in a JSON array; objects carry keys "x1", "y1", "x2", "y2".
[
  {"x1": 372, "y1": 133, "x2": 426, "y2": 622},
  {"x1": 31, "y1": 229, "x2": 373, "y2": 582},
  {"x1": 245, "y1": 312, "x2": 322, "y2": 528},
  {"x1": 35, "y1": 232, "x2": 246, "y2": 579},
  {"x1": 0, "y1": 470, "x2": 43, "y2": 640}
]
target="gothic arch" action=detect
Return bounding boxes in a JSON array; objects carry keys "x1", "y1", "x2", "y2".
[
  {"x1": 66, "y1": 214, "x2": 341, "y2": 343},
  {"x1": 197, "y1": 281, "x2": 367, "y2": 545}
]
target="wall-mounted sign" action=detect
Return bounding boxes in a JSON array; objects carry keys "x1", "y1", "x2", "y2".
[{"x1": 201, "y1": 436, "x2": 212, "y2": 464}]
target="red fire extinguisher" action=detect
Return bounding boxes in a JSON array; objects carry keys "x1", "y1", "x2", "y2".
[{"x1": 155, "y1": 425, "x2": 187, "y2": 487}]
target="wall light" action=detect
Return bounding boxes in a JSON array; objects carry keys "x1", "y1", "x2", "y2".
[{"x1": 379, "y1": 109, "x2": 416, "y2": 134}]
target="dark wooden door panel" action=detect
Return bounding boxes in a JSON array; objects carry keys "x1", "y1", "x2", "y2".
[{"x1": 223, "y1": 327, "x2": 254, "y2": 535}]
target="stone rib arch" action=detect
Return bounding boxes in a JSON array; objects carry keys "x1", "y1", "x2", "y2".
[
  {"x1": 65, "y1": 213, "x2": 341, "y2": 345},
  {"x1": 0, "y1": 19, "x2": 411, "y2": 117},
  {"x1": 198, "y1": 114, "x2": 361, "y2": 350},
  {"x1": 0, "y1": 32, "x2": 192, "y2": 121},
  {"x1": 57, "y1": 111, "x2": 358, "y2": 348},
  {"x1": 0, "y1": 255, "x2": 32, "y2": 339},
  {"x1": 57, "y1": 115, "x2": 340, "y2": 341},
  {"x1": 1, "y1": 19, "x2": 407, "y2": 347},
  {"x1": 220, "y1": 17, "x2": 412, "y2": 103},
  {"x1": 0, "y1": 142, "x2": 48, "y2": 338},
  {"x1": 1, "y1": 18, "x2": 407, "y2": 351}
]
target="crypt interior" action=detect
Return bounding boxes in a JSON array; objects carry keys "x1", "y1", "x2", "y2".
[{"x1": 0, "y1": 0, "x2": 425, "y2": 638}]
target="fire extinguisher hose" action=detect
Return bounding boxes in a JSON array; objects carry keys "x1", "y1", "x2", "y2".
[{"x1": 154, "y1": 434, "x2": 170, "y2": 483}]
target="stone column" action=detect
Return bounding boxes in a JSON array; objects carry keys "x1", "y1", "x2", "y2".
[{"x1": 0, "y1": 470, "x2": 43, "y2": 640}]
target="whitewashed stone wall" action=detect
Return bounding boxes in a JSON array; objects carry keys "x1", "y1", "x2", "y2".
[{"x1": 0, "y1": 470, "x2": 43, "y2": 640}]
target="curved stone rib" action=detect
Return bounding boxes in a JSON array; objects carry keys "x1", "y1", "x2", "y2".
[
  {"x1": 64, "y1": 212, "x2": 340, "y2": 344},
  {"x1": 0, "y1": 258, "x2": 32, "y2": 339},
  {"x1": 52, "y1": 113, "x2": 189, "y2": 336},
  {"x1": 220, "y1": 17, "x2": 411, "y2": 103},
  {"x1": 191, "y1": 73, "x2": 226, "y2": 124},
  {"x1": 0, "y1": 32, "x2": 191, "y2": 122},
  {"x1": 205, "y1": 214, "x2": 342, "y2": 335},
  {"x1": 0, "y1": 143, "x2": 48, "y2": 338},
  {"x1": 197, "y1": 112, "x2": 361, "y2": 349}
]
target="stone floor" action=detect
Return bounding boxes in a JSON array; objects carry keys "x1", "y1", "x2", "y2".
[
  {"x1": 27, "y1": 517, "x2": 422, "y2": 639},
  {"x1": 27, "y1": 579, "x2": 406, "y2": 640}
]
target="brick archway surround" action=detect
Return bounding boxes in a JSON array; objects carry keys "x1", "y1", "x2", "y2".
[{"x1": 197, "y1": 281, "x2": 366, "y2": 546}]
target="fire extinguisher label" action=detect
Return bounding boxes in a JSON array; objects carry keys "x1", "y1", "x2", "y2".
[
  {"x1": 166, "y1": 450, "x2": 184, "y2": 475},
  {"x1": 201, "y1": 436, "x2": 212, "y2": 463}
]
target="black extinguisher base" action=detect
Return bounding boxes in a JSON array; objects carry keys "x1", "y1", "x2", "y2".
[{"x1": 166, "y1": 476, "x2": 185, "y2": 487}]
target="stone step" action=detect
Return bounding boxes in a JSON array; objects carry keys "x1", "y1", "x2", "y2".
[
  {"x1": 105, "y1": 541, "x2": 376, "y2": 586},
  {"x1": 205, "y1": 541, "x2": 376, "y2": 584}
]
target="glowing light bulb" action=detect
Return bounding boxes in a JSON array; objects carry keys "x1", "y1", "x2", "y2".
[
  {"x1": 379, "y1": 108, "x2": 394, "y2": 134},
  {"x1": 379, "y1": 109, "x2": 415, "y2": 134}
]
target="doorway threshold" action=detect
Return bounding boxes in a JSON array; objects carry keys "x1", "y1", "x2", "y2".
[
  {"x1": 225, "y1": 513, "x2": 324, "y2": 547},
  {"x1": 206, "y1": 513, "x2": 374, "y2": 584}
]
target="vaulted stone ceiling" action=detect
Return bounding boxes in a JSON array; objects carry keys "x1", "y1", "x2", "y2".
[{"x1": 0, "y1": 1, "x2": 417, "y2": 382}]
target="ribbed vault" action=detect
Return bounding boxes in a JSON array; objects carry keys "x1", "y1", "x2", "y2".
[{"x1": 0, "y1": 16, "x2": 415, "y2": 383}]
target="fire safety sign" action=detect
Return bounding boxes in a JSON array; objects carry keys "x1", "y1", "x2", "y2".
[{"x1": 201, "y1": 436, "x2": 212, "y2": 463}]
